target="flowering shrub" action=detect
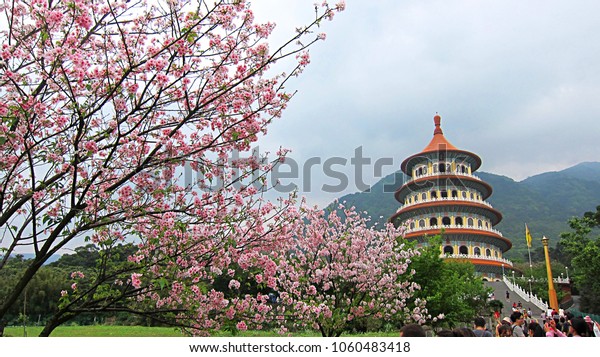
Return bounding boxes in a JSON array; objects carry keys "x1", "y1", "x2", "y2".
[{"x1": 274, "y1": 203, "x2": 429, "y2": 336}]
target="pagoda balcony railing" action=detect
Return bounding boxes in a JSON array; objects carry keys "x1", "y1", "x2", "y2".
[
  {"x1": 398, "y1": 196, "x2": 494, "y2": 211},
  {"x1": 442, "y1": 253, "x2": 513, "y2": 267},
  {"x1": 404, "y1": 224, "x2": 504, "y2": 237},
  {"x1": 404, "y1": 171, "x2": 483, "y2": 184}
]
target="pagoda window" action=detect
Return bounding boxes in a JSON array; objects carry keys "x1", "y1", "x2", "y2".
[
  {"x1": 430, "y1": 217, "x2": 438, "y2": 227},
  {"x1": 459, "y1": 245, "x2": 468, "y2": 255},
  {"x1": 452, "y1": 190, "x2": 458, "y2": 198},
  {"x1": 414, "y1": 195, "x2": 419, "y2": 202},
  {"x1": 419, "y1": 219, "x2": 425, "y2": 228},
  {"x1": 455, "y1": 217, "x2": 463, "y2": 226},
  {"x1": 441, "y1": 190, "x2": 448, "y2": 198},
  {"x1": 443, "y1": 246, "x2": 453, "y2": 255},
  {"x1": 421, "y1": 193, "x2": 427, "y2": 201},
  {"x1": 470, "y1": 193, "x2": 474, "y2": 200},
  {"x1": 485, "y1": 249, "x2": 492, "y2": 257},
  {"x1": 446, "y1": 163, "x2": 451, "y2": 172},
  {"x1": 485, "y1": 222, "x2": 489, "y2": 228},
  {"x1": 431, "y1": 191, "x2": 437, "y2": 198},
  {"x1": 442, "y1": 217, "x2": 451, "y2": 226},
  {"x1": 461, "y1": 191, "x2": 467, "y2": 199},
  {"x1": 474, "y1": 247, "x2": 481, "y2": 256},
  {"x1": 439, "y1": 163, "x2": 446, "y2": 173},
  {"x1": 467, "y1": 218, "x2": 474, "y2": 226},
  {"x1": 477, "y1": 220, "x2": 483, "y2": 228},
  {"x1": 410, "y1": 222, "x2": 415, "y2": 229},
  {"x1": 433, "y1": 164, "x2": 438, "y2": 173}
]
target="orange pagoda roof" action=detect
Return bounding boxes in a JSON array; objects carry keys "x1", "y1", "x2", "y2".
[
  {"x1": 400, "y1": 114, "x2": 482, "y2": 174},
  {"x1": 420, "y1": 114, "x2": 458, "y2": 153}
]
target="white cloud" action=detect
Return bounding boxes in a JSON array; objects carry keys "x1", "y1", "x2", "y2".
[{"x1": 248, "y1": 0, "x2": 600, "y2": 206}]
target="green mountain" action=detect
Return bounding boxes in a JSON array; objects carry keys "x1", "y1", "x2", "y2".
[{"x1": 331, "y1": 162, "x2": 600, "y2": 261}]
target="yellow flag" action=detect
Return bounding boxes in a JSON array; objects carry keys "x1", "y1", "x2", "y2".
[{"x1": 525, "y1": 224, "x2": 532, "y2": 248}]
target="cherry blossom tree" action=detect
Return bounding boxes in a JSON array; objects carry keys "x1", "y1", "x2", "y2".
[
  {"x1": 0, "y1": 0, "x2": 344, "y2": 335},
  {"x1": 273, "y1": 203, "x2": 430, "y2": 337}
]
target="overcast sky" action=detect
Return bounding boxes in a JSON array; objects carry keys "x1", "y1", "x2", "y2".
[{"x1": 249, "y1": 0, "x2": 600, "y2": 207}]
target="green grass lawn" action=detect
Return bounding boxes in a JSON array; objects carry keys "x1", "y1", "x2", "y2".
[
  {"x1": 3, "y1": 325, "x2": 186, "y2": 337},
  {"x1": 3, "y1": 325, "x2": 400, "y2": 337}
]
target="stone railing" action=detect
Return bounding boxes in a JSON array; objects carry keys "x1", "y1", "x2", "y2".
[
  {"x1": 504, "y1": 276, "x2": 549, "y2": 312},
  {"x1": 443, "y1": 253, "x2": 513, "y2": 267},
  {"x1": 398, "y1": 196, "x2": 494, "y2": 211},
  {"x1": 513, "y1": 276, "x2": 570, "y2": 285},
  {"x1": 405, "y1": 171, "x2": 483, "y2": 184},
  {"x1": 404, "y1": 224, "x2": 504, "y2": 237}
]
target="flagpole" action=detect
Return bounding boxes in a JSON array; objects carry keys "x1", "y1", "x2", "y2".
[
  {"x1": 526, "y1": 224, "x2": 534, "y2": 296},
  {"x1": 527, "y1": 243, "x2": 534, "y2": 297}
]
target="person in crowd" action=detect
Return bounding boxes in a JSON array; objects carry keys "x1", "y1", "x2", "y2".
[
  {"x1": 562, "y1": 311, "x2": 574, "y2": 335},
  {"x1": 584, "y1": 316, "x2": 595, "y2": 336},
  {"x1": 400, "y1": 324, "x2": 426, "y2": 337},
  {"x1": 540, "y1": 311, "x2": 546, "y2": 324},
  {"x1": 527, "y1": 321, "x2": 545, "y2": 337},
  {"x1": 510, "y1": 311, "x2": 526, "y2": 337},
  {"x1": 498, "y1": 324, "x2": 513, "y2": 337},
  {"x1": 436, "y1": 329, "x2": 455, "y2": 337},
  {"x1": 452, "y1": 327, "x2": 476, "y2": 337},
  {"x1": 545, "y1": 318, "x2": 566, "y2": 337},
  {"x1": 593, "y1": 320, "x2": 600, "y2": 337},
  {"x1": 473, "y1": 317, "x2": 493, "y2": 337},
  {"x1": 569, "y1": 317, "x2": 589, "y2": 337},
  {"x1": 496, "y1": 317, "x2": 512, "y2": 336},
  {"x1": 553, "y1": 314, "x2": 562, "y2": 332},
  {"x1": 559, "y1": 316, "x2": 568, "y2": 334}
]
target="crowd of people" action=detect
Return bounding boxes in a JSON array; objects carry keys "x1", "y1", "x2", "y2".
[{"x1": 399, "y1": 311, "x2": 600, "y2": 337}]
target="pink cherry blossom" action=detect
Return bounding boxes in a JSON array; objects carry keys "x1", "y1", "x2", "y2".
[
  {"x1": 236, "y1": 321, "x2": 248, "y2": 331},
  {"x1": 273, "y1": 202, "x2": 429, "y2": 336},
  {"x1": 228, "y1": 279, "x2": 241, "y2": 290},
  {"x1": 131, "y1": 273, "x2": 143, "y2": 289}
]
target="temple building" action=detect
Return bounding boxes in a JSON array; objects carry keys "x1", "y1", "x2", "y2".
[{"x1": 390, "y1": 114, "x2": 513, "y2": 281}]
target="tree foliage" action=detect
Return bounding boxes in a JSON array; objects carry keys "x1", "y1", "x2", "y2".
[
  {"x1": 0, "y1": 256, "x2": 70, "y2": 325},
  {"x1": 559, "y1": 205, "x2": 600, "y2": 314},
  {"x1": 408, "y1": 235, "x2": 491, "y2": 329},
  {"x1": 0, "y1": 0, "x2": 344, "y2": 335}
]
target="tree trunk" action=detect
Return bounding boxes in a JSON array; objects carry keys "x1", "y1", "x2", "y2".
[{"x1": 39, "y1": 311, "x2": 75, "y2": 337}]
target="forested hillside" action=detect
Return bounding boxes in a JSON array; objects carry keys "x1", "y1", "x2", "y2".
[{"x1": 331, "y1": 162, "x2": 600, "y2": 260}]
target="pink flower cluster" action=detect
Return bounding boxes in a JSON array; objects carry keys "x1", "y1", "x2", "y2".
[{"x1": 131, "y1": 273, "x2": 143, "y2": 289}]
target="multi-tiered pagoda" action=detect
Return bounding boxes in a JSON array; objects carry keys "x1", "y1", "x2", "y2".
[{"x1": 390, "y1": 114, "x2": 513, "y2": 281}]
